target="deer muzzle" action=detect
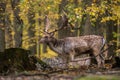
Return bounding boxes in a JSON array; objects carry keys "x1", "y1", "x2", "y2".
[{"x1": 39, "y1": 38, "x2": 45, "y2": 43}]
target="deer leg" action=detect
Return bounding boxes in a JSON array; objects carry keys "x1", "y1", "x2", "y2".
[
  {"x1": 70, "y1": 53, "x2": 74, "y2": 61},
  {"x1": 103, "y1": 44, "x2": 109, "y2": 60},
  {"x1": 93, "y1": 48, "x2": 104, "y2": 68},
  {"x1": 70, "y1": 50, "x2": 76, "y2": 61},
  {"x1": 68, "y1": 52, "x2": 75, "y2": 67},
  {"x1": 99, "y1": 53, "x2": 105, "y2": 68},
  {"x1": 58, "y1": 54, "x2": 69, "y2": 68},
  {"x1": 96, "y1": 55, "x2": 104, "y2": 68}
]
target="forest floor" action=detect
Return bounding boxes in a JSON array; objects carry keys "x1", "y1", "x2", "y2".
[
  {"x1": 0, "y1": 48, "x2": 120, "y2": 80},
  {"x1": 0, "y1": 67, "x2": 120, "y2": 80}
]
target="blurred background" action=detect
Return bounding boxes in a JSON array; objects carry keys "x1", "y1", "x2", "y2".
[{"x1": 0, "y1": 0, "x2": 119, "y2": 58}]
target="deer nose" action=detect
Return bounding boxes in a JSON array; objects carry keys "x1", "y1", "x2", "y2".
[{"x1": 39, "y1": 39, "x2": 43, "y2": 43}]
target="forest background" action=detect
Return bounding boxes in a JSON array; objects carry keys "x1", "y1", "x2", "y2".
[{"x1": 0, "y1": 0, "x2": 120, "y2": 58}]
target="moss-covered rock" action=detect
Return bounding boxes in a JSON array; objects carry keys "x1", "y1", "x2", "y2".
[
  {"x1": 0, "y1": 48, "x2": 52, "y2": 75},
  {"x1": 0, "y1": 48, "x2": 35, "y2": 73}
]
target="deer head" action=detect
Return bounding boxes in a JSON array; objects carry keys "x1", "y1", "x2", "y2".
[
  {"x1": 39, "y1": 32, "x2": 55, "y2": 43},
  {"x1": 39, "y1": 15, "x2": 55, "y2": 43},
  {"x1": 40, "y1": 15, "x2": 67, "y2": 43}
]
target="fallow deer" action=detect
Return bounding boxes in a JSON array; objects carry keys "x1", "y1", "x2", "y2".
[
  {"x1": 39, "y1": 16, "x2": 108, "y2": 68},
  {"x1": 40, "y1": 32, "x2": 107, "y2": 68}
]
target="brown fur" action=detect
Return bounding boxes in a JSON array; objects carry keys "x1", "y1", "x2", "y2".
[{"x1": 40, "y1": 35, "x2": 107, "y2": 68}]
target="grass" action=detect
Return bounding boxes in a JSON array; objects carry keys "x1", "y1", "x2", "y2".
[{"x1": 76, "y1": 75, "x2": 120, "y2": 80}]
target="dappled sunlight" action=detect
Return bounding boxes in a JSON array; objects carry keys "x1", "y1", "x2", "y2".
[{"x1": 40, "y1": 48, "x2": 58, "y2": 58}]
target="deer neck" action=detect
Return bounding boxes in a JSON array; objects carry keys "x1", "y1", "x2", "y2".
[{"x1": 47, "y1": 38, "x2": 64, "y2": 54}]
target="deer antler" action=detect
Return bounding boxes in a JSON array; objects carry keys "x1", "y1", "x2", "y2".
[
  {"x1": 42, "y1": 14, "x2": 76, "y2": 35},
  {"x1": 49, "y1": 14, "x2": 69, "y2": 34},
  {"x1": 39, "y1": 15, "x2": 50, "y2": 35},
  {"x1": 44, "y1": 15, "x2": 50, "y2": 32}
]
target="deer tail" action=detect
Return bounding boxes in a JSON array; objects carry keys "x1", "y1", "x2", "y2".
[{"x1": 101, "y1": 38, "x2": 106, "y2": 50}]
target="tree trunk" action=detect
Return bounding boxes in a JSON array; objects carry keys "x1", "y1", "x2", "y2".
[
  {"x1": 117, "y1": 19, "x2": 120, "y2": 55},
  {"x1": 73, "y1": 0, "x2": 80, "y2": 36},
  {"x1": 35, "y1": 13, "x2": 41, "y2": 56},
  {"x1": 5, "y1": 24, "x2": 13, "y2": 48},
  {"x1": 42, "y1": 16, "x2": 49, "y2": 53},
  {"x1": 82, "y1": 15, "x2": 93, "y2": 35},
  {"x1": 11, "y1": 0, "x2": 23, "y2": 48},
  {"x1": 0, "y1": 28, "x2": 5, "y2": 52},
  {"x1": 27, "y1": 9, "x2": 36, "y2": 54},
  {"x1": 58, "y1": 0, "x2": 72, "y2": 39},
  {"x1": 81, "y1": 0, "x2": 94, "y2": 35},
  {"x1": 106, "y1": 20, "x2": 117, "y2": 58},
  {"x1": 0, "y1": 1, "x2": 6, "y2": 52}
]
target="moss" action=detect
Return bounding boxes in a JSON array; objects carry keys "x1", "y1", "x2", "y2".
[{"x1": 0, "y1": 48, "x2": 53, "y2": 75}]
